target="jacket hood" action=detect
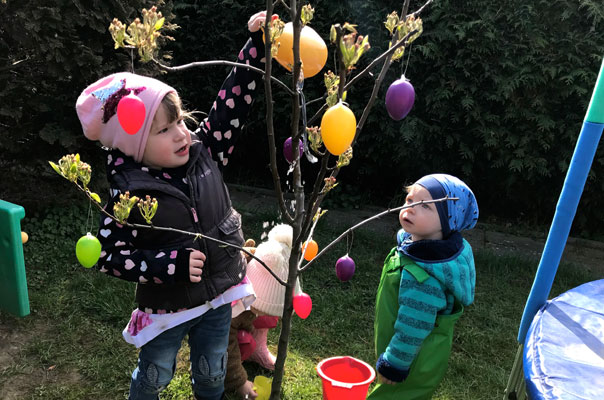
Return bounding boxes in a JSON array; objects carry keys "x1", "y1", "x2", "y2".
[
  {"x1": 415, "y1": 241, "x2": 475, "y2": 306},
  {"x1": 397, "y1": 229, "x2": 475, "y2": 306}
]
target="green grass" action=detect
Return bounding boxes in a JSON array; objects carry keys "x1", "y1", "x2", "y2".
[{"x1": 0, "y1": 202, "x2": 600, "y2": 399}]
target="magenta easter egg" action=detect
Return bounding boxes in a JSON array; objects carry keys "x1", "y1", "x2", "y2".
[
  {"x1": 283, "y1": 137, "x2": 304, "y2": 163},
  {"x1": 385, "y1": 76, "x2": 415, "y2": 121},
  {"x1": 335, "y1": 255, "x2": 355, "y2": 282},
  {"x1": 293, "y1": 292, "x2": 312, "y2": 319},
  {"x1": 117, "y1": 93, "x2": 146, "y2": 134}
]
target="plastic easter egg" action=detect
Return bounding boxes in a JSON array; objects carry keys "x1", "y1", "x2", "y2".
[
  {"x1": 253, "y1": 375, "x2": 273, "y2": 400},
  {"x1": 21, "y1": 231, "x2": 28, "y2": 244},
  {"x1": 335, "y1": 254, "x2": 356, "y2": 282},
  {"x1": 303, "y1": 239, "x2": 318, "y2": 261},
  {"x1": 273, "y1": 22, "x2": 328, "y2": 78},
  {"x1": 320, "y1": 102, "x2": 356, "y2": 156},
  {"x1": 117, "y1": 93, "x2": 146, "y2": 134},
  {"x1": 293, "y1": 292, "x2": 312, "y2": 319},
  {"x1": 76, "y1": 233, "x2": 101, "y2": 268},
  {"x1": 283, "y1": 137, "x2": 304, "y2": 163},
  {"x1": 385, "y1": 76, "x2": 415, "y2": 120}
]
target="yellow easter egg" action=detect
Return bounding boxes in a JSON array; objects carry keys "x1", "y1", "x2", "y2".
[
  {"x1": 320, "y1": 103, "x2": 357, "y2": 156},
  {"x1": 253, "y1": 375, "x2": 272, "y2": 400},
  {"x1": 274, "y1": 22, "x2": 327, "y2": 78}
]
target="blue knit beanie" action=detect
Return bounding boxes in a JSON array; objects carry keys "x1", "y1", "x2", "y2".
[{"x1": 415, "y1": 174, "x2": 479, "y2": 238}]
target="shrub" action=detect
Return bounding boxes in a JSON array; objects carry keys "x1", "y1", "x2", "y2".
[{"x1": 2, "y1": 0, "x2": 604, "y2": 235}]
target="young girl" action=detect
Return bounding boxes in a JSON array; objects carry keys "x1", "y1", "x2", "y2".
[
  {"x1": 76, "y1": 11, "x2": 270, "y2": 400},
  {"x1": 368, "y1": 173, "x2": 478, "y2": 400}
]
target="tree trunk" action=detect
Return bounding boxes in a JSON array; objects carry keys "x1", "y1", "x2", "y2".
[{"x1": 269, "y1": 247, "x2": 300, "y2": 399}]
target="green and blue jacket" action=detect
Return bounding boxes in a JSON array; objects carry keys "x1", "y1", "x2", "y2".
[{"x1": 375, "y1": 230, "x2": 475, "y2": 381}]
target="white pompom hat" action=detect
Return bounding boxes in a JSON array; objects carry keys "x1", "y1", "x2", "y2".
[{"x1": 246, "y1": 224, "x2": 301, "y2": 316}]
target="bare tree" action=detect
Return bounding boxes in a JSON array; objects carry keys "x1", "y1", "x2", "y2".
[{"x1": 255, "y1": 2, "x2": 432, "y2": 397}]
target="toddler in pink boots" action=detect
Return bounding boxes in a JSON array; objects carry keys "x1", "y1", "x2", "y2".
[{"x1": 226, "y1": 224, "x2": 300, "y2": 399}]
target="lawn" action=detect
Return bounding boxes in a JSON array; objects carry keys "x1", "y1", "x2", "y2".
[{"x1": 0, "y1": 200, "x2": 600, "y2": 399}]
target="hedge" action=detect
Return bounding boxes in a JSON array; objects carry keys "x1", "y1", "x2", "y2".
[{"x1": 1, "y1": 0, "x2": 603, "y2": 236}]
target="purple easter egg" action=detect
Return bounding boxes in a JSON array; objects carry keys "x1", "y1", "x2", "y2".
[
  {"x1": 335, "y1": 255, "x2": 356, "y2": 282},
  {"x1": 385, "y1": 76, "x2": 415, "y2": 121},
  {"x1": 283, "y1": 137, "x2": 304, "y2": 163}
]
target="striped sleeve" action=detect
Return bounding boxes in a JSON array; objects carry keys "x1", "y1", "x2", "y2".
[{"x1": 383, "y1": 270, "x2": 447, "y2": 371}]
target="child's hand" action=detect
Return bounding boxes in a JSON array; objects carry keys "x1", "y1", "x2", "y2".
[
  {"x1": 377, "y1": 372, "x2": 396, "y2": 385},
  {"x1": 237, "y1": 379, "x2": 258, "y2": 399},
  {"x1": 188, "y1": 249, "x2": 206, "y2": 283},
  {"x1": 248, "y1": 11, "x2": 278, "y2": 33},
  {"x1": 242, "y1": 238, "x2": 256, "y2": 262}
]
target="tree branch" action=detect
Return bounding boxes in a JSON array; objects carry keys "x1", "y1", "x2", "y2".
[
  {"x1": 413, "y1": 0, "x2": 434, "y2": 16},
  {"x1": 275, "y1": 0, "x2": 290, "y2": 11},
  {"x1": 306, "y1": 102, "x2": 328, "y2": 127},
  {"x1": 300, "y1": 196, "x2": 458, "y2": 272},
  {"x1": 305, "y1": 95, "x2": 327, "y2": 108},
  {"x1": 298, "y1": 154, "x2": 329, "y2": 243},
  {"x1": 290, "y1": 3, "x2": 307, "y2": 236},
  {"x1": 402, "y1": 0, "x2": 411, "y2": 18},
  {"x1": 70, "y1": 180, "x2": 287, "y2": 286},
  {"x1": 334, "y1": 25, "x2": 348, "y2": 99},
  {"x1": 263, "y1": 6, "x2": 295, "y2": 224},
  {"x1": 296, "y1": 207, "x2": 323, "y2": 270},
  {"x1": 343, "y1": 27, "x2": 417, "y2": 92},
  {"x1": 272, "y1": 3, "x2": 304, "y2": 398},
  {"x1": 152, "y1": 59, "x2": 295, "y2": 96},
  {"x1": 351, "y1": 41, "x2": 395, "y2": 144}
]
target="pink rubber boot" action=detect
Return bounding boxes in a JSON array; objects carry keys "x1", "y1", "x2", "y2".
[{"x1": 248, "y1": 315, "x2": 279, "y2": 370}]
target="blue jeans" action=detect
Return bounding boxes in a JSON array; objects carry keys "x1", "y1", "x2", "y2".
[{"x1": 128, "y1": 304, "x2": 232, "y2": 400}]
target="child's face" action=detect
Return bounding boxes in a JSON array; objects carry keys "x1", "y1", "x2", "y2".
[
  {"x1": 142, "y1": 103, "x2": 191, "y2": 169},
  {"x1": 399, "y1": 184, "x2": 443, "y2": 241}
]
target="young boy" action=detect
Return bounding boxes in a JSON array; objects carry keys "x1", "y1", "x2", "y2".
[{"x1": 368, "y1": 173, "x2": 478, "y2": 400}]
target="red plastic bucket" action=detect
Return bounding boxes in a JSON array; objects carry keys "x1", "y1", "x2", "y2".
[{"x1": 316, "y1": 356, "x2": 376, "y2": 400}]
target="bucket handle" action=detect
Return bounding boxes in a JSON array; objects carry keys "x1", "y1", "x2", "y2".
[{"x1": 330, "y1": 380, "x2": 354, "y2": 389}]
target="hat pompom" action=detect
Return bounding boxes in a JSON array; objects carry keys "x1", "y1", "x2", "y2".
[{"x1": 267, "y1": 224, "x2": 293, "y2": 247}]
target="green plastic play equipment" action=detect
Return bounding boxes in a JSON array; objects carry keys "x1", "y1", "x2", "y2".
[
  {"x1": 504, "y1": 57, "x2": 604, "y2": 399},
  {"x1": 0, "y1": 199, "x2": 30, "y2": 317}
]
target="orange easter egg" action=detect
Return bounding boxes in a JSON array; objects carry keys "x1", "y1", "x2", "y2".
[{"x1": 302, "y1": 239, "x2": 318, "y2": 261}]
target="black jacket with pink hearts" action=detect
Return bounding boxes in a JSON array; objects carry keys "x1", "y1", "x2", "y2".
[{"x1": 96, "y1": 32, "x2": 264, "y2": 313}]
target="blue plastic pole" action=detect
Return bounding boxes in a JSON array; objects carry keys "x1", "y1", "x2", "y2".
[{"x1": 517, "y1": 57, "x2": 604, "y2": 344}]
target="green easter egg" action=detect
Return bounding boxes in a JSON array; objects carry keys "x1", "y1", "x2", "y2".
[{"x1": 76, "y1": 233, "x2": 101, "y2": 268}]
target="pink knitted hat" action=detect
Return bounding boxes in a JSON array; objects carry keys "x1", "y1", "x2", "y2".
[
  {"x1": 76, "y1": 72, "x2": 175, "y2": 162},
  {"x1": 246, "y1": 224, "x2": 301, "y2": 316}
]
